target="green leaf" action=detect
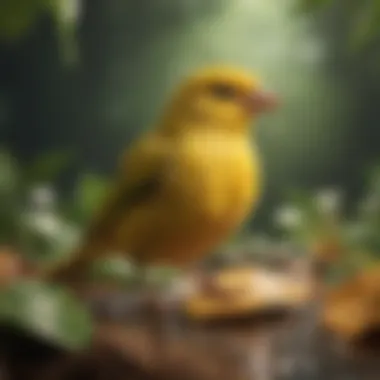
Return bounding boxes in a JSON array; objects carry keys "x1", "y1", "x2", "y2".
[
  {"x1": 144, "y1": 266, "x2": 181, "y2": 288},
  {"x1": 21, "y1": 220, "x2": 81, "y2": 265},
  {"x1": 0, "y1": 1, "x2": 38, "y2": 41},
  {"x1": 26, "y1": 150, "x2": 73, "y2": 183},
  {"x1": 0, "y1": 149, "x2": 20, "y2": 197},
  {"x1": 0, "y1": 280, "x2": 93, "y2": 350},
  {"x1": 0, "y1": 149, "x2": 22, "y2": 242},
  {"x1": 349, "y1": 0, "x2": 380, "y2": 51},
  {"x1": 73, "y1": 174, "x2": 109, "y2": 223},
  {"x1": 88, "y1": 257, "x2": 136, "y2": 285},
  {"x1": 284, "y1": 189, "x2": 321, "y2": 232},
  {"x1": 367, "y1": 164, "x2": 380, "y2": 193},
  {"x1": 51, "y1": 0, "x2": 81, "y2": 66},
  {"x1": 295, "y1": 0, "x2": 332, "y2": 13},
  {"x1": 0, "y1": 0, "x2": 53, "y2": 42}
]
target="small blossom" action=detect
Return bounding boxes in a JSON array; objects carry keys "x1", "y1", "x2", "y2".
[
  {"x1": 274, "y1": 205, "x2": 303, "y2": 230},
  {"x1": 314, "y1": 188, "x2": 342, "y2": 215},
  {"x1": 55, "y1": 223, "x2": 81, "y2": 251},
  {"x1": 24, "y1": 212, "x2": 62, "y2": 237},
  {"x1": 58, "y1": 0, "x2": 82, "y2": 24},
  {"x1": 29, "y1": 184, "x2": 56, "y2": 210}
]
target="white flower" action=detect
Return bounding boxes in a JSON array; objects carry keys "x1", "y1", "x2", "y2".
[
  {"x1": 24, "y1": 212, "x2": 62, "y2": 237},
  {"x1": 274, "y1": 205, "x2": 303, "y2": 230},
  {"x1": 58, "y1": 0, "x2": 82, "y2": 25},
  {"x1": 314, "y1": 188, "x2": 342, "y2": 215},
  {"x1": 55, "y1": 223, "x2": 81, "y2": 250},
  {"x1": 29, "y1": 184, "x2": 56, "y2": 210}
]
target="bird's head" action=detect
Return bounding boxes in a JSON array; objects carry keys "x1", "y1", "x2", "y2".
[{"x1": 160, "y1": 66, "x2": 279, "y2": 135}]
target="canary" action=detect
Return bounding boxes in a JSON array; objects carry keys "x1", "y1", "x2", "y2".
[{"x1": 44, "y1": 66, "x2": 279, "y2": 284}]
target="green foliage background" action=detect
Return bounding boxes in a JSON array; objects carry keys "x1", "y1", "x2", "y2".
[
  {"x1": 1, "y1": 0, "x2": 380, "y2": 349},
  {"x1": 1, "y1": 0, "x2": 380, "y2": 267}
]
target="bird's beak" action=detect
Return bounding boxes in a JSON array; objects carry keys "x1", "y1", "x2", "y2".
[{"x1": 244, "y1": 89, "x2": 279, "y2": 114}]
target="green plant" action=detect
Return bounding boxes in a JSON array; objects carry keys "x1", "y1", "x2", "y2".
[
  {"x1": 0, "y1": 0, "x2": 82, "y2": 64},
  {"x1": 297, "y1": 0, "x2": 380, "y2": 50},
  {"x1": 0, "y1": 279, "x2": 93, "y2": 350},
  {"x1": 65, "y1": 173, "x2": 109, "y2": 225},
  {"x1": 345, "y1": 165, "x2": 380, "y2": 255},
  {"x1": 0, "y1": 149, "x2": 77, "y2": 263},
  {"x1": 0, "y1": 148, "x2": 112, "y2": 350},
  {"x1": 274, "y1": 165, "x2": 380, "y2": 284},
  {"x1": 274, "y1": 187, "x2": 343, "y2": 248},
  {"x1": 87, "y1": 256, "x2": 137, "y2": 286},
  {"x1": 0, "y1": 148, "x2": 110, "y2": 268}
]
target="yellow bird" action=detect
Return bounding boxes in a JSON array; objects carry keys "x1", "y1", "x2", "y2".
[{"x1": 45, "y1": 66, "x2": 279, "y2": 284}]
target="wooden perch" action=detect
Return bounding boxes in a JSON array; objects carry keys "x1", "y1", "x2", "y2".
[
  {"x1": 183, "y1": 266, "x2": 313, "y2": 323},
  {"x1": 1, "y1": 321, "x2": 250, "y2": 380}
]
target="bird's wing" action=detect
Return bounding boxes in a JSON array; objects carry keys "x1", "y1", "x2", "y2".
[{"x1": 84, "y1": 134, "x2": 170, "y2": 244}]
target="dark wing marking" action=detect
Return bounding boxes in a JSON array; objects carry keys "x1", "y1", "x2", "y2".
[
  {"x1": 85, "y1": 170, "x2": 163, "y2": 244},
  {"x1": 84, "y1": 137, "x2": 168, "y2": 244}
]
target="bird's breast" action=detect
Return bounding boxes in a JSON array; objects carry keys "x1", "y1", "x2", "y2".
[{"x1": 169, "y1": 132, "x2": 262, "y2": 228}]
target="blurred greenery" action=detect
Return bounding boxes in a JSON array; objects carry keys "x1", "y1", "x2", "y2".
[
  {"x1": 0, "y1": 148, "x2": 179, "y2": 286},
  {"x1": 87, "y1": 256, "x2": 138, "y2": 286},
  {"x1": 1, "y1": 0, "x2": 380, "y2": 349},
  {"x1": 67, "y1": 173, "x2": 109, "y2": 225},
  {"x1": 0, "y1": 0, "x2": 378, "y2": 233},
  {"x1": 274, "y1": 187, "x2": 343, "y2": 247},
  {"x1": 272, "y1": 164, "x2": 380, "y2": 283},
  {"x1": 0, "y1": 1, "x2": 52, "y2": 42},
  {"x1": 0, "y1": 279, "x2": 93, "y2": 350},
  {"x1": 297, "y1": 0, "x2": 380, "y2": 49},
  {"x1": 0, "y1": 148, "x2": 76, "y2": 262},
  {"x1": 0, "y1": 0, "x2": 379, "y2": 274},
  {"x1": 0, "y1": 0, "x2": 81, "y2": 62}
]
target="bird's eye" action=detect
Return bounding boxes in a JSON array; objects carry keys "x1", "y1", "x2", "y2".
[{"x1": 209, "y1": 83, "x2": 237, "y2": 100}]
